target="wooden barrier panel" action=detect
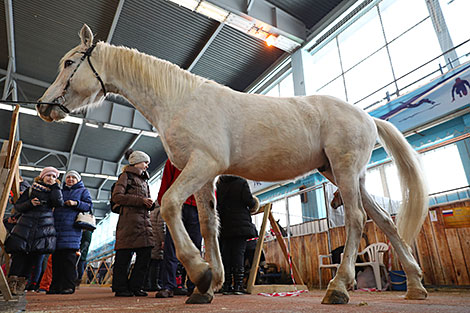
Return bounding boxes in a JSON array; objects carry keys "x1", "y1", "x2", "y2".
[{"x1": 264, "y1": 201, "x2": 470, "y2": 289}]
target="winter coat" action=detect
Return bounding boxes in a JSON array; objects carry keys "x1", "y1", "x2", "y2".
[
  {"x1": 216, "y1": 176, "x2": 258, "y2": 239},
  {"x1": 150, "y1": 207, "x2": 165, "y2": 260},
  {"x1": 112, "y1": 165, "x2": 155, "y2": 250},
  {"x1": 157, "y1": 159, "x2": 197, "y2": 207},
  {"x1": 5, "y1": 179, "x2": 64, "y2": 254},
  {"x1": 54, "y1": 180, "x2": 93, "y2": 250}
]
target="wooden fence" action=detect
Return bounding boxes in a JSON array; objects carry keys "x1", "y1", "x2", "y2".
[{"x1": 264, "y1": 200, "x2": 470, "y2": 288}]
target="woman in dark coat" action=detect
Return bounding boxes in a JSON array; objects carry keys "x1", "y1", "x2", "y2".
[
  {"x1": 216, "y1": 175, "x2": 259, "y2": 295},
  {"x1": 111, "y1": 149, "x2": 155, "y2": 297},
  {"x1": 5, "y1": 167, "x2": 63, "y2": 296},
  {"x1": 48, "y1": 170, "x2": 92, "y2": 294}
]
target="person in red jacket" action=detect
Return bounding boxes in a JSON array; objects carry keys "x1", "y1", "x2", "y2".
[{"x1": 155, "y1": 159, "x2": 202, "y2": 298}]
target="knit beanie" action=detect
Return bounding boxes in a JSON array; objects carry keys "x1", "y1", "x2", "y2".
[
  {"x1": 127, "y1": 150, "x2": 151, "y2": 165},
  {"x1": 40, "y1": 166, "x2": 60, "y2": 179},
  {"x1": 66, "y1": 170, "x2": 82, "y2": 182}
]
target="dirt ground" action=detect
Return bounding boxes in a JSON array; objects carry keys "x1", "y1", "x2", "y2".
[{"x1": 3, "y1": 286, "x2": 469, "y2": 313}]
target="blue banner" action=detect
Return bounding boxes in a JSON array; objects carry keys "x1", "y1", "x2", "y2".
[{"x1": 370, "y1": 61, "x2": 470, "y2": 132}]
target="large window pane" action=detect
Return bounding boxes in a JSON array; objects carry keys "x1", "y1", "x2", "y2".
[
  {"x1": 439, "y1": 0, "x2": 470, "y2": 47},
  {"x1": 279, "y1": 73, "x2": 294, "y2": 97},
  {"x1": 338, "y1": 7, "x2": 385, "y2": 71},
  {"x1": 379, "y1": 0, "x2": 429, "y2": 42},
  {"x1": 365, "y1": 167, "x2": 384, "y2": 197},
  {"x1": 344, "y1": 48, "x2": 394, "y2": 104},
  {"x1": 305, "y1": 40, "x2": 342, "y2": 93},
  {"x1": 421, "y1": 144, "x2": 468, "y2": 194},
  {"x1": 388, "y1": 19, "x2": 444, "y2": 90},
  {"x1": 316, "y1": 77, "x2": 346, "y2": 101}
]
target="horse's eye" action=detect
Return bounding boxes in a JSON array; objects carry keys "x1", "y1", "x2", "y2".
[{"x1": 64, "y1": 60, "x2": 74, "y2": 68}]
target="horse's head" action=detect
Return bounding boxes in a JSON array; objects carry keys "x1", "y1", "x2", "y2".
[{"x1": 37, "y1": 24, "x2": 106, "y2": 122}]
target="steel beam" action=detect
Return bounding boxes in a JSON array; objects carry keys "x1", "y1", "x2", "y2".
[{"x1": 187, "y1": 23, "x2": 224, "y2": 72}]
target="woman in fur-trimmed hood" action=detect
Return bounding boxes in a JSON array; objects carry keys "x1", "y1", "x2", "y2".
[{"x1": 5, "y1": 167, "x2": 63, "y2": 295}]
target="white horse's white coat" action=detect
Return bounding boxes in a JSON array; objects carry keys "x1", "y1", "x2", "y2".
[{"x1": 38, "y1": 25, "x2": 428, "y2": 304}]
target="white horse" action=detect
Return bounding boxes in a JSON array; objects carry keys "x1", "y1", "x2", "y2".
[{"x1": 38, "y1": 24, "x2": 428, "y2": 304}]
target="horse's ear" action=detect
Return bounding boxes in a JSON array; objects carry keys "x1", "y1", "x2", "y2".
[{"x1": 80, "y1": 24, "x2": 94, "y2": 47}]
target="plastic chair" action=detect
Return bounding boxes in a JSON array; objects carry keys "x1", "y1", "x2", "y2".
[
  {"x1": 318, "y1": 254, "x2": 340, "y2": 289},
  {"x1": 354, "y1": 242, "x2": 389, "y2": 290}
]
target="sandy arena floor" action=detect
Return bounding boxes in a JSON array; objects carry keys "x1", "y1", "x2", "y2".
[{"x1": 2, "y1": 286, "x2": 469, "y2": 313}]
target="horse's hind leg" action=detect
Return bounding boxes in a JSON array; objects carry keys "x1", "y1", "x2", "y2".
[
  {"x1": 320, "y1": 168, "x2": 366, "y2": 304},
  {"x1": 359, "y1": 181, "x2": 427, "y2": 300},
  {"x1": 186, "y1": 181, "x2": 224, "y2": 304}
]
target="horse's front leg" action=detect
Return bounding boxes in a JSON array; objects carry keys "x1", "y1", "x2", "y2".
[
  {"x1": 160, "y1": 152, "x2": 221, "y2": 304},
  {"x1": 186, "y1": 181, "x2": 224, "y2": 304}
]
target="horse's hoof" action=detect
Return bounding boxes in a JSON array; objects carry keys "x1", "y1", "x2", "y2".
[
  {"x1": 405, "y1": 287, "x2": 428, "y2": 300},
  {"x1": 196, "y1": 267, "x2": 212, "y2": 294},
  {"x1": 185, "y1": 293, "x2": 213, "y2": 304},
  {"x1": 321, "y1": 289, "x2": 349, "y2": 304}
]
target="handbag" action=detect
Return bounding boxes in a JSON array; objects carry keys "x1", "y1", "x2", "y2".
[{"x1": 74, "y1": 211, "x2": 96, "y2": 231}]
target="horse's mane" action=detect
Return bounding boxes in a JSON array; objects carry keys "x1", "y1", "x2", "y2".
[{"x1": 97, "y1": 42, "x2": 207, "y2": 103}]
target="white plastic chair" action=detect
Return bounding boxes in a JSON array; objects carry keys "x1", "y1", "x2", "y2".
[
  {"x1": 318, "y1": 254, "x2": 340, "y2": 289},
  {"x1": 354, "y1": 242, "x2": 389, "y2": 290}
]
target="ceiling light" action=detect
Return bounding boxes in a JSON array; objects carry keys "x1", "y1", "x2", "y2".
[
  {"x1": 265, "y1": 34, "x2": 277, "y2": 46},
  {"x1": 122, "y1": 127, "x2": 141, "y2": 134},
  {"x1": 0, "y1": 103, "x2": 13, "y2": 111},
  {"x1": 273, "y1": 35, "x2": 301, "y2": 53},
  {"x1": 169, "y1": 0, "x2": 199, "y2": 11},
  {"x1": 225, "y1": 13, "x2": 255, "y2": 33},
  {"x1": 19, "y1": 107, "x2": 38, "y2": 116},
  {"x1": 141, "y1": 130, "x2": 159, "y2": 138},
  {"x1": 196, "y1": 1, "x2": 229, "y2": 22},
  {"x1": 62, "y1": 115, "x2": 83, "y2": 124},
  {"x1": 103, "y1": 123, "x2": 123, "y2": 131},
  {"x1": 85, "y1": 122, "x2": 99, "y2": 128}
]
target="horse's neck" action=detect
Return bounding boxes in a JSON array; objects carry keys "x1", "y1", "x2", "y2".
[{"x1": 97, "y1": 43, "x2": 205, "y2": 131}]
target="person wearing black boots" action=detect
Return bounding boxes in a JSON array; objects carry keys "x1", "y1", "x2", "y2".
[
  {"x1": 111, "y1": 149, "x2": 155, "y2": 297},
  {"x1": 216, "y1": 175, "x2": 259, "y2": 295}
]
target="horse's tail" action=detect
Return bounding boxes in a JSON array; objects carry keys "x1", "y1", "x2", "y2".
[{"x1": 373, "y1": 117, "x2": 428, "y2": 245}]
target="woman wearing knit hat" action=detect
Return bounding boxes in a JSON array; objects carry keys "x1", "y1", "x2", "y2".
[
  {"x1": 111, "y1": 149, "x2": 155, "y2": 297},
  {"x1": 5, "y1": 166, "x2": 64, "y2": 296},
  {"x1": 48, "y1": 170, "x2": 92, "y2": 295}
]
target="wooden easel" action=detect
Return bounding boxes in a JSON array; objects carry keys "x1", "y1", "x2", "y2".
[
  {"x1": 0, "y1": 105, "x2": 22, "y2": 301},
  {"x1": 246, "y1": 203, "x2": 308, "y2": 294}
]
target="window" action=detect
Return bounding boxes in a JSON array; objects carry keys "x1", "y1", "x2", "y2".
[
  {"x1": 305, "y1": 40, "x2": 342, "y2": 94},
  {"x1": 379, "y1": 0, "x2": 429, "y2": 42},
  {"x1": 337, "y1": 7, "x2": 385, "y2": 72},
  {"x1": 439, "y1": 0, "x2": 470, "y2": 64}
]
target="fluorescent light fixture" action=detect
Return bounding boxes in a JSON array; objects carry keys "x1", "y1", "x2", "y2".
[
  {"x1": 19, "y1": 165, "x2": 39, "y2": 171},
  {"x1": 103, "y1": 123, "x2": 123, "y2": 131},
  {"x1": 141, "y1": 130, "x2": 159, "y2": 138},
  {"x1": 81, "y1": 173, "x2": 95, "y2": 177},
  {"x1": 196, "y1": 1, "x2": 229, "y2": 22},
  {"x1": 0, "y1": 103, "x2": 13, "y2": 111},
  {"x1": 122, "y1": 127, "x2": 141, "y2": 134},
  {"x1": 94, "y1": 174, "x2": 110, "y2": 179},
  {"x1": 225, "y1": 13, "x2": 255, "y2": 33},
  {"x1": 19, "y1": 107, "x2": 38, "y2": 116},
  {"x1": 169, "y1": 0, "x2": 199, "y2": 11},
  {"x1": 273, "y1": 35, "x2": 301, "y2": 53},
  {"x1": 85, "y1": 122, "x2": 99, "y2": 128},
  {"x1": 62, "y1": 115, "x2": 83, "y2": 124}
]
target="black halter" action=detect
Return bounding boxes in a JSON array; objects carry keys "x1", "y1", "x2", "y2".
[{"x1": 54, "y1": 43, "x2": 107, "y2": 114}]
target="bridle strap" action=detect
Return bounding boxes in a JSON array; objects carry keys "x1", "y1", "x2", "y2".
[{"x1": 58, "y1": 43, "x2": 107, "y2": 114}]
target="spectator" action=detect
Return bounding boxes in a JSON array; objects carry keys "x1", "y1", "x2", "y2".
[
  {"x1": 144, "y1": 206, "x2": 165, "y2": 291},
  {"x1": 155, "y1": 159, "x2": 201, "y2": 298},
  {"x1": 48, "y1": 170, "x2": 92, "y2": 295},
  {"x1": 5, "y1": 167, "x2": 63, "y2": 296},
  {"x1": 216, "y1": 175, "x2": 259, "y2": 295},
  {"x1": 111, "y1": 149, "x2": 155, "y2": 297}
]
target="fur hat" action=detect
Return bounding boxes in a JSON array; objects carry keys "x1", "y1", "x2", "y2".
[
  {"x1": 125, "y1": 149, "x2": 151, "y2": 165},
  {"x1": 65, "y1": 170, "x2": 81, "y2": 182},
  {"x1": 40, "y1": 166, "x2": 60, "y2": 180}
]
